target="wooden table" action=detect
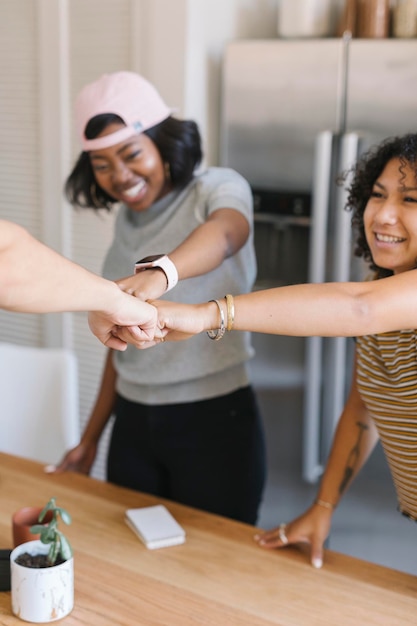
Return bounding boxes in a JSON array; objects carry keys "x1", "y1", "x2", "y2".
[{"x1": 0, "y1": 452, "x2": 416, "y2": 625}]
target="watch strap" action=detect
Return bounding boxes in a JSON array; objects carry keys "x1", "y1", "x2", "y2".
[{"x1": 134, "y1": 255, "x2": 178, "y2": 292}]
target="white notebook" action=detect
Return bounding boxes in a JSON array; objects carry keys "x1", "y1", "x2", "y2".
[{"x1": 125, "y1": 505, "x2": 186, "y2": 550}]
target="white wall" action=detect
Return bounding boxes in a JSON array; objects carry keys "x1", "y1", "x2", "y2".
[{"x1": 136, "y1": 0, "x2": 278, "y2": 164}]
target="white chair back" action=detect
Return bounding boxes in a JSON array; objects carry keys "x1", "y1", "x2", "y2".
[{"x1": 0, "y1": 342, "x2": 80, "y2": 464}]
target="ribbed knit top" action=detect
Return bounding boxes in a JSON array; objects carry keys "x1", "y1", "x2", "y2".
[{"x1": 356, "y1": 329, "x2": 417, "y2": 520}]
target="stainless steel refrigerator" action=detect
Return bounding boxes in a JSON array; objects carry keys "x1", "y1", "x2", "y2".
[{"x1": 220, "y1": 37, "x2": 417, "y2": 482}]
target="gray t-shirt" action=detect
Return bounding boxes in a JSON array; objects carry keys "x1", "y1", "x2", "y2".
[{"x1": 103, "y1": 166, "x2": 257, "y2": 405}]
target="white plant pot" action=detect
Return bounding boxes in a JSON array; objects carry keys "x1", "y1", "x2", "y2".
[{"x1": 10, "y1": 540, "x2": 74, "y2": 623}]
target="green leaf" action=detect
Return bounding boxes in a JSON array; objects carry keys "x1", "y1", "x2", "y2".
[
  {"x1": 60, "y1": 534, "x2": 73, "y2": 561},
  {"x1": 58, "y1": 508, "x2": 72, "y2": 525},
  {"x1": 30, "y1": 524, "x2": 45, "y2": 534},
  {"x1": 41, "y1": 526, "x2": 56, "y2": 543},
  {"x1": 39, "y1": 497, "x2": 56, "y2": 522},
  {"x1": 48, "y1": 539, "x2": 60, "y2": 565}
]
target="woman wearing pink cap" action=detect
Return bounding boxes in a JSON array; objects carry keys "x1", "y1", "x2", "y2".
[{"x1": 55, "y1": 71, "x2": 266, "y2": 524}]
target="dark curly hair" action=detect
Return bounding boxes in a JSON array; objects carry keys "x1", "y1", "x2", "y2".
[
  {"x1": 65, "y1": 113, "x2": 203, "y2": 210},
  {"x1": 340, "y1": 133, "x2": 417, "y2": 278}
]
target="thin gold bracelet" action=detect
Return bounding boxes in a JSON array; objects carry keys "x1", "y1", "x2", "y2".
[
  {"x1": 314, "y1": 498, "x2": 336, "y2": 510},
  {"x1": 206, "y1": 299, "x2": 226, "y2": 341},
  {"x1": 224, "y1": 294, "x2": 235, "y2": 331}
]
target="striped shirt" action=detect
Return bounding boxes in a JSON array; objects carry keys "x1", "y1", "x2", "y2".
[{"x1": 356, "y1": 330, "x2": 417, "y2": 520}]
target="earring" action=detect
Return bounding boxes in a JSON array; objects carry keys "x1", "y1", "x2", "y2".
[{"x1": 164, "y1": 162, "x2": 171, "y2": 183}]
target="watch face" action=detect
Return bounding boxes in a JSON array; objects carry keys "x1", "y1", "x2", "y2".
[{"x1": 136, "y1": 254, "x2": 165, "y2": 264}]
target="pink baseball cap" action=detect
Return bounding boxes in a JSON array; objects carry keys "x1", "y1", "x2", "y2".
[{"x1": 75, "y1": 71, "x2": 172, "y2": 152}]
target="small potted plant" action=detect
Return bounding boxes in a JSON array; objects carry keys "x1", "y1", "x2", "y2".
[{"x1": 10, "y1": 497, "x2": 74, "y2": 623}]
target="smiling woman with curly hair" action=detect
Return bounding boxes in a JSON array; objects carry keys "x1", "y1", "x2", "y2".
[
  {"x1": 151, "y1": 133, "x2": 417, "y2": 569},
  {"x1": 346, "y1": 133, "x2": 417, "y2": 277}
]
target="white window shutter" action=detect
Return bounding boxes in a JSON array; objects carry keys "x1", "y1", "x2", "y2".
[
  {"x1": 0, "y1": 0, "x2": 134, "y2": 480},
  {"x1": 0, "y1": 0, "x2": 43, "y2": 345}
]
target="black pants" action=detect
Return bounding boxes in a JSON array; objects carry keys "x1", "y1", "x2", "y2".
[{"x1": 107, "y1": 386, "x2": 266, "y2": 524}]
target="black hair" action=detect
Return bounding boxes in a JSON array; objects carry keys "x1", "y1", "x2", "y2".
[
  {"x1": 339, "y1": 133, "x2": 417, "y2": 278},
  {"x1": 64, "y1": 113, "x2": 203, "y2": 210}
]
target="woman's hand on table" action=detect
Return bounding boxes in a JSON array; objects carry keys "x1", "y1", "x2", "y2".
[
  {"x1": 254, "y1": 504, "x2": 333, "y2": 569},
  {"x1": 44, "y1": 441, "x2": 98, "y2": 475}
]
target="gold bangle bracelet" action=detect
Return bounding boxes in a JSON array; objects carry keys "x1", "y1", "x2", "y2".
[
  {"x1": 314, "y1": 498, "x2": 336, "y2": 510},
  {"x1": 224, "y1": 294, "x2": 235, "y2": 331}
]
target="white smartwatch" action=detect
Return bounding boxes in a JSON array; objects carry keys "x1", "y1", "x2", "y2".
[{"x1": 134, "y1": 254, "x2": 178, "y2": 293}]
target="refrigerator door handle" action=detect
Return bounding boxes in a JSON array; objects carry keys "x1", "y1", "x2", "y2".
[
  {"x1": 333, "y1": 132, "x2": 360, "y2": 282},
  {"x1": 325, "y1": 132, "x2": 361, "y2": 442},
  {"x1": 307, "y1": 131, "x2": 334, "y2": 285},
  {"x1": 302, "y1": 130, "x2": 334, "y2": 483}
]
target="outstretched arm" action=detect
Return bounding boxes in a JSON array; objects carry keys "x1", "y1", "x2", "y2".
[
  {"x1": 116, "y1": 208, "x2": 250, "y2": 302},
  {"x1": 152, "y1": 270, "x2": 417, "y2": 340},
  {"x1": 0, "y1": 220, "x2": 159, "y2": 350}
]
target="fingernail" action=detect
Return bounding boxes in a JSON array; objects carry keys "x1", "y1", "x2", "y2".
[
  {"x1": 44, "y1": 464, "x2": 56, "y2": 473},
  {"x1": 312, "y1": 558, "x2": 323, "y2": 569},
  {"x1": 254, "y1": 534, "x2": 260, "y2": 541}
]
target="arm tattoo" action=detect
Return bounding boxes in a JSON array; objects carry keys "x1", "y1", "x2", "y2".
[{"x1": 338, "y1": 421, "x2": 369, "y2": 494}]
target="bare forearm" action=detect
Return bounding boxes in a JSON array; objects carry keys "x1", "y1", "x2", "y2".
[
  {"x1": 170, "y1": 209, "x2": 249, "y2": 279},
  {"x1": 231, "y1": 278, "x2": 413, "y2": 337},
  {"x1": 186, "y1": 273, "x2": 417, "y2": 338},
  {"x1": 154, "y1": 284, "x2": 383, "y2": 340},
  {"x1": 0, "y1": 221, "x2": 121, "y2": 313},
  {"x1": 315, "y1": 370, "x2": 379, "y2": 507},
  {"x1": 318, "y1": 416, "x2": 378, "y2": 506}
]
